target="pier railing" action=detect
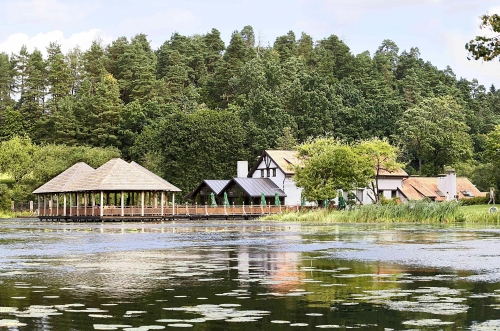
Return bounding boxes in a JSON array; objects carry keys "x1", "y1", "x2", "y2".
[{"x1": 38, "y1": 204, "x2": 305, "y2": 218}]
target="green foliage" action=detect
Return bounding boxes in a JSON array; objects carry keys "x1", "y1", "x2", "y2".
[
  {"x1": 396, "y1": 96, "x2": 473, "y2": 175},
  {"x1": 132, "y1": 107, "x2": 248, "y2": 195},
  {"x1": 0, "y1": 136, "x2": 119, "y2": 204},
  {"x1": 466, "y1": 14, "x2": 500, "y2": 61},
  {"x1": 293, "y1": 138, "x2": 374, "y2": 201},
  {"x1": 459, "y1": 196, "x2": 489, "y2": 205}
]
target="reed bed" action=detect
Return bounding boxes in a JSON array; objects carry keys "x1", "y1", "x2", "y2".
[
  {"x1": 263, "y1": 201, "x2": 500, "y2": 223},
  {"x1": 337, "y1": 200, "x2": 464, "y2": 223}
]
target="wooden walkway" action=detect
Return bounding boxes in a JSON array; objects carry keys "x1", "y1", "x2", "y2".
[{"x1": 37, "y1": 205, "x2": 302, "y2": 222}]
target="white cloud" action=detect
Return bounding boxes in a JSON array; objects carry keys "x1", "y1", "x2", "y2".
[
  {"x1": 4, "y1": 0, "x2": 98, "y2": 24},
  {"x1": 0, "y1": 30, "x2": 114, "y2": 56}
]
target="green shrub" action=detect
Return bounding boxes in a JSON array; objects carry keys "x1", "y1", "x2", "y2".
[{"x1": 459, "y1": 196, "x2": 488, "y2": 205}]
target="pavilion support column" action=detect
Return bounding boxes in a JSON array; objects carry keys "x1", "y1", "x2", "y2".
[
  {"x1": 43, "y1": 194, "x2": 46, "y2": 216},
  {"x1": 92, "y1": 193, "x2": 95, "y2": 216},
  {"x1": 161, "y1": 192, "x2": 164, "y2": 217},
  {"x1": 48, "y1": 194, "x2": 52, "y2": 216},
  {"x1": 37, "y1": 195, "x2": 40, "y2": 216},
  {"x1": 121, "y1": 191, "x2": 124, "y2": 217},
  {"x1": 172, "y1": 193, "x2": 175, "y2": 216},
  {"x1": 141, "y1": 191, "x2": 145, "y2": 216},
  {"x1": 69, "y1": 193, "x2": 73, "y2": 216},
  {"x1": 63, "y1": 194, "x2": 66, "y2": 217},
  {"x1": 84, "y1": 193, "x2": 87, "y2": 216},
  {"x1": 76, "y1": 192, "x2": 80, "y2": 216},
  {"x1": 56, "y1": 194, "x2": 59, "y2": 216},
  {"x1": 100, "y1": 191, "x2": 104, "y2": 217},
  {"x1": 154, "y1": 192, "x2": 158, "y2": 208}
]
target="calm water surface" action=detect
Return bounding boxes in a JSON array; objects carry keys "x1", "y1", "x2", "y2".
[{"x1": 1, "y1": 219, "x2": 500, "y2": 330}]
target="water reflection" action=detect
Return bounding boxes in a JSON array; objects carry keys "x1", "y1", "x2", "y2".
[{"x1": 1, "y1": 220, "x2": 500, "y2": 330}]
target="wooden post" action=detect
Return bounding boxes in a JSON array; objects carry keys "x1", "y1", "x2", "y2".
[
  {"x1": 100, "y1": 191, "x2": 104, "y2": 217},
  {"x1": 84, "y1": 193, "x2": 87, "y2": 216},
  {"x1": 76, "y1": 192, "x2": 80, "y2": 216},
  {"x1": 161, "y1": 192, "x2": 164, "y2": 216},
  {"x1": 243, "y1": 202, "x2": 246, "y2": 215},
  {"x1": 37, "y1": 195, "x2": 40, "y2": 216},
  {"x1": 172, "y1": 193, "x2": 175, "y2": 216},
  {"x1": 92, "y1": 193, "x2": 95, "y2": 216},
  {"x1": 69, "y1": 193, "x2": 73, "y2": 216},
  {"x1": 56, "y1": 194, "x2": 59, "y2": 216},
  {"x1": 43, "y1": 194, "x2": 46, "y2": 216},
  {"x1": 205, "y1": 203, "x2": 208, "y2": 216},
  {"x1": 63, "y1": 194, "x2": 66, "y2": 217},
  {"x1": 121, "y1": 190, "x2": 124, "y2": 217},
  {"x1": 141, "y1": 191, "x2": 145, "y2": 216},
  {"x1": 185, "y1": 202, "x2": 189, "y2": 216}
]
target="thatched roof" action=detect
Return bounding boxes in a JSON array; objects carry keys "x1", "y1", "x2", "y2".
[
  {"x1": 129, "y1": 161, "x2": 181, "y2": 192},
  {"x1": 34, "y1": 158, "x2": 181, "y2": 193},
  {"x1": 33, "y1": 162, "x2": 95, "y2": 194}
]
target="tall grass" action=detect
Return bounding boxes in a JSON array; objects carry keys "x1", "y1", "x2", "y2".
[
  {"x1": 337, "y1": 200, "x2": 464, "y2": 223},
  {"x1": 263, "y1": 201, "x2": 473, "y2": 223}
]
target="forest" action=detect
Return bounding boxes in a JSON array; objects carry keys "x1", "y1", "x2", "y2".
[{"x1": 0, "y1": 25, "x2": 499, "y2": 207}]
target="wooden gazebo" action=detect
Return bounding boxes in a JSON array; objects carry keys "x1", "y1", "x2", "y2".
[{"x1": 33, "y1": 158, "x2": 181, "y2": 221}]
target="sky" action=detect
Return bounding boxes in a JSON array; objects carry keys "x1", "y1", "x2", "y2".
[{"x1": 0, "y1": 0, "x2": 499, "y2": 87}]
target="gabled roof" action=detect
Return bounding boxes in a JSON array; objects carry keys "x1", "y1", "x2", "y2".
[
  {"x1": 65, "y1": 158, "x2": 181, "y2": 192},
  {"x1": 221, "y1": 178, "x2": 286, "y2": 198},
  {"x1": 33, "y1": 162, "x2": 95, "y2": 194},
  {"x1": 248, "y1": 150, "x2": 301, "y2": 176},
  {"x1": 399, "y1": 176, "x2": 486, "y2": 201},
  {"x1": 184, "y1": 179, "x2": 230, "y2": 199},
  {"x1": 378, "y1": 167, "x2": 409, "y2": 177}
]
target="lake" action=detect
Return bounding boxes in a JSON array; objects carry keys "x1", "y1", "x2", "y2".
[{"x1": 1, "y1": 219, "x2": 500, "y2": 330}]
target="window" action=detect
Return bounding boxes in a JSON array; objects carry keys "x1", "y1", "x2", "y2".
[
  {"x1": 267, "y1": 169, "x2": 270, "y2": 177},
  {"x1": 260, "y1": 169, "x2": 264, "y2": 178},
  {"x1": 272, "y1": 169, "x2": 276, "y2": 177},
  {"x1": 391, "y1": 190, "x2": 397, "y2": 198},
  {"x1": 461, "y1": 190, "x2": 475, "y2": 197},
  {"x1": 435, "y1": 190, "x2": 446, "y2": 198}
]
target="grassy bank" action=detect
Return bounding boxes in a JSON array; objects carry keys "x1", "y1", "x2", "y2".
[
  {"x1": 262, "y1": 201, "x2": 500, "y2": 223},
  {"x1": 0, "y1": 211, "x2": 35, "y2": 219}
]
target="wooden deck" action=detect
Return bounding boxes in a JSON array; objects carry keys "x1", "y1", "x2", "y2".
[{"x1": 37, "y1": 205, "x2": 302, "y2": 222}]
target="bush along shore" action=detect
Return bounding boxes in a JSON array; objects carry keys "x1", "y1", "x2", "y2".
[{"x1": 262, "y1": 201, "x2": 500, "y2": 223}]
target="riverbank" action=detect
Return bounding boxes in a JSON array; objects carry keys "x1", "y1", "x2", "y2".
[{"x1": 262, "y1": 202, "x2": 500, "y2": 223}]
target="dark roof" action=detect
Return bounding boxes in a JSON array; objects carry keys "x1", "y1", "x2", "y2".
[
  {"x1": 184, "y1": 180, "x2": 230, "y2": 199},
  {"x1": 222, "y1": 178, "x2": 286, "y2": 198}
]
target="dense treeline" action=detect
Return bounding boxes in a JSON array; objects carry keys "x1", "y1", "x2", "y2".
[{"x1": 1, "y1": 26, "x2": 499, "y2": 203}]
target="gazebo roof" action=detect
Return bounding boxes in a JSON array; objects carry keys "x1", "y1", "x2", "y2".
[
  {"x1": 32, "y1": 162, "x2": 95, "y2": 194},
  {"x1": 129, "y1": 161, "x2": 181, "y2": 192},
  {"x1": 66, "y1": 158, "x2": 181, "y2": 192},
  {"x1": 34, "y1": 158, "x2": 181, "y2": 193}
]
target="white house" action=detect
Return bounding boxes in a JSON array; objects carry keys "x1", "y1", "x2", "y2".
[{"x1": 245, "y1": 150, "x2": 303, "y2": 205}]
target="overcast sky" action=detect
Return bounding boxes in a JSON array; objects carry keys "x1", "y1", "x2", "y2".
[{"x1": 0, "y1": 0, "x2": 499, "y2": 87}]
